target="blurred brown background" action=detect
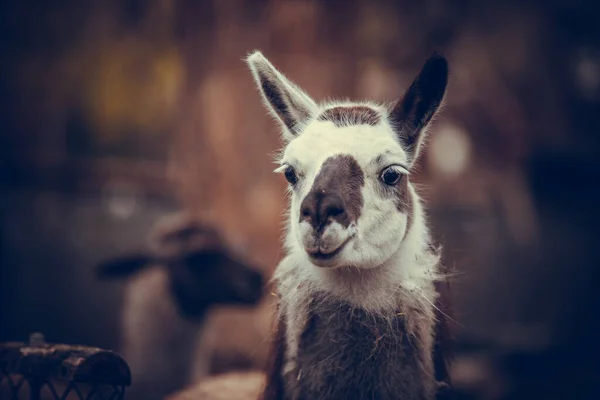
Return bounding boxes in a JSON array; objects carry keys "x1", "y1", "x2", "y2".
[{"x1": 1, "y1": 0, "x2": 599, "y2": 399}]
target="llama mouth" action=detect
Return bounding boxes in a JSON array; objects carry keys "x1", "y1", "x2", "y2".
[{"x1": 307, "y1": 237, "x2": 352, "y2": 263}]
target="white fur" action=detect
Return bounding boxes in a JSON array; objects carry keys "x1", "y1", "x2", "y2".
[{"x1": 121, "y1": 267, "x2": 213, "y2": 399}]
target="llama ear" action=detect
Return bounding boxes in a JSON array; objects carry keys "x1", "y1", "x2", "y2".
[
  {"x1": 95, "y1": 253, "x2": 153, "y2": 279},
  {"x1": 389, "y1": 52, "x2": 448, "y2": 163},
  {"x1": 246, "y1": 50, "x2": 318, "y2": 141}
]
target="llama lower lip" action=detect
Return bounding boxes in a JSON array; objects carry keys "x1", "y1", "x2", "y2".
[{"x1": 307, "y1": 238, "x2": 351, "y2": 263}]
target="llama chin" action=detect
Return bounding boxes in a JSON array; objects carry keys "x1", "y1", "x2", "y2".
[{"x1": 247, "y1": 50, "x2": 454, "y2": 400}]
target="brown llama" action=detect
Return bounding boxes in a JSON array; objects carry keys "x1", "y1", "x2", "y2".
[{"x1": 245, "y1": 50, "x2": 454, "y2": 400}]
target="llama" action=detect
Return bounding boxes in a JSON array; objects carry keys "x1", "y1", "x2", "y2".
[
  {"x1": 244, "y1": 50, "x2": 453, "y2": 400},
  {"x1": 96, "y1": 213, "x2": 265, "y2": 400}
]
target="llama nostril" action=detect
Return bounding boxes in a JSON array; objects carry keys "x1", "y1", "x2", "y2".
[
  {"x1": 301, "y1": 207, "x2": 311, "y2": 219},
  {"x1": 321, "y1": 195, "x2": 346, "y2": 225},
  {"x1": 327, "y1": 205, "x2": 344, "y2": 218}
]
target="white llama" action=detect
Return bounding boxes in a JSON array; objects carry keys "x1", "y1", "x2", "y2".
[
  {"x1": 245, "y1": 50, "x2": 453, "y2": 400},
  {"x1": 96, "y1": 213, "x2": 265, "y2": 400}
]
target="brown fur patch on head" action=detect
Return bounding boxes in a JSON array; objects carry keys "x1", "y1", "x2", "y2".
[
  {"x1": 300, "y1": 155, "x2": 365, "y2": 230},
  {"x1": 318, "y1": 106, "x2": 381, "y2": 127},
  {"x1": 374, "y1": 174, "x2": 414, "y2": 234}
]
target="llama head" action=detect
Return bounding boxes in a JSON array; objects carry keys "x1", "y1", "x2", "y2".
[
  {"x1": 247, "y1": 51, "x2": 448, "y2": 269},
  {"x1": 96, "y1": 217, "x2": 264, "y2": 319}
]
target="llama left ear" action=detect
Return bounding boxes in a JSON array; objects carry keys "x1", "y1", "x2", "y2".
[
  {"x1": 389, "y1": 53, "x2": 449, "y2": 163},
  {"x1": 95, "y1": 253, "x2": 153, "y2": 279},
  {"x1": 246, "y1": 50, "x2": 318, "y2": 142}
]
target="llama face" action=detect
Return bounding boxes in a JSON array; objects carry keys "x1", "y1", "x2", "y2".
[
  {"x1": 277, "y1": 113, "x2": 411, "y2": 269},
  {"x1": 168, "y1": 248, "x2": 264, "y2": 318},
  {"x1": 247, "y1": 52, "x2": 447, "y2": 269},
  {"x1": 96, "y1": 219, "x2": 264, "y2": 319}
]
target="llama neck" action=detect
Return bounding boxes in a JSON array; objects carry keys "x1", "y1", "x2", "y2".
[
  {"x1": 272, "y1": 211, "x2": 442, "y2": 400},
  {"x1": 283, "y1": 291, "x2": 438, "y2": 400}
]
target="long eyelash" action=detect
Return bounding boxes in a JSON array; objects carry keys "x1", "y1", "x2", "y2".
[
  {"x1": 390, "y1": 165, "x2": 410, "y2": 176},
  {"x1": 379, "y1": 166, "x2": 409, "y2": 180},
  {"x1": 273, "y1": 164, "x2": 288, "y2": 174}
]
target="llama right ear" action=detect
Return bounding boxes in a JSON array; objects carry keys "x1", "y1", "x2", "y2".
[
  {"x1": 389, "y1": 52, "x2": 449, "y2": 163},
  {"x1": 246, "y1": 51, "x2": 318, "y2": 141}
]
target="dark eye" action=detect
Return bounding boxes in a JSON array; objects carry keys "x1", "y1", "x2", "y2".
[
  {"x1": 284, "y1": 166, "x2": 298, "y2": 185},
  {"x1": 380, "y1": 166, "x2": 402, "y2": 185}
]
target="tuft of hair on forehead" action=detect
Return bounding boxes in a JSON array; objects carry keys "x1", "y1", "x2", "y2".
[
  {"x1": 246, "y1": 50, "x2": 318, "y2": 142},
  {"x1": 318, "y1": 105, "x2": 382, "y2": 127}
]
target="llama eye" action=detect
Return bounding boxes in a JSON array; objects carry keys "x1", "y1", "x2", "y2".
[
  {"x1": 284, "y1": 166, "x2": 298, "y2": 185},
  {"x1": 380, "y1": 167, "x2": 402, "y2": 185}
]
